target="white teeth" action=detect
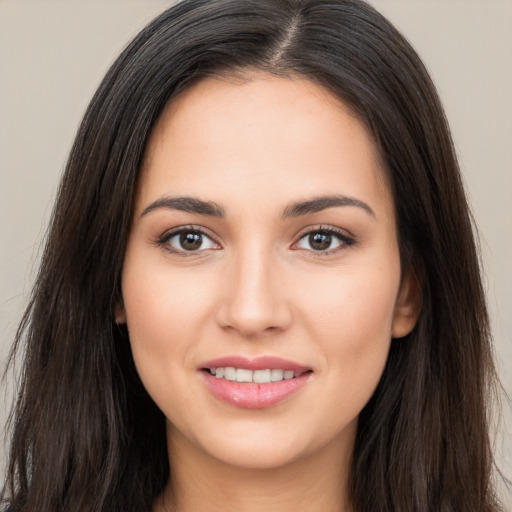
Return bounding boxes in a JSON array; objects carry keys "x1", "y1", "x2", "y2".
[
  {"x1": 236, "y1": 368, "x2": 253, "y2": 383},
  {"x1": 253, "y1": 369, "x2": 271, "y2": 383},
  {"x1": 270, "y1": 369, "x2": 284, "y2": 381},
  {"x1": 210, "y1": 367, "x2": 305, "y2": 383},
  {"x1": 224, "y1": 367, "x2": 236, "y2": 381}
]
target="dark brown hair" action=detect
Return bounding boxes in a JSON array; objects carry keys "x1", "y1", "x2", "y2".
[{"x1": 2, "y1": 0, "x2": 503, "y2": 510}]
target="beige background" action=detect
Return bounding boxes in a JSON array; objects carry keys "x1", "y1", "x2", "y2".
[{"x1": 0, "y1": 0, "x2": 510, "y2": 506}]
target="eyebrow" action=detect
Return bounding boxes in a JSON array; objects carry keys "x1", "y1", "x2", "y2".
[
  {"x1": 282, "y1": 195, "x2": 376, "y2": 219},
  {"x1": 140, "y1": 194, "x2": 375, "y2": 219},
  {"x1": 141, "y1": 196, "x2": 225, "y2": 218}
]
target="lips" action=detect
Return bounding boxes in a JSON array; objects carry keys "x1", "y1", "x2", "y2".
[
  {"x1": 208, "y1": 367, "x2": 298, "y2": 383},
  {"x1": 202, "y1": 355, "x2": 309, "y2": 372},
  {"x1": 199, "y1": 356, "x2": 312, "y2": 409}
]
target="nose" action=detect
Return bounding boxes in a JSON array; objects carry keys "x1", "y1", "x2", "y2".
[{"x1": 215, "y1": 245, "x2": 293, "y2": 338}]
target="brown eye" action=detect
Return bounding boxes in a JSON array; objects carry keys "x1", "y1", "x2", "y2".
[
  {"x1": 180, "y1": 232, "x2": 203, "y2": 251},
  {"x1": 160, "y1": 228, "x2": 219, "y2": 253},
  {"x1": 309, "y1": 232, "x2": 332, "y2": 251},
  {"x1": 294, "y1": 228, "x2": 355, "y2": 254}
]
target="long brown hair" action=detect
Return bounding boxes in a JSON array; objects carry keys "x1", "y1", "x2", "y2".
[{"x1": 2, "y1": 1, "x2": 503, "y2": 510}]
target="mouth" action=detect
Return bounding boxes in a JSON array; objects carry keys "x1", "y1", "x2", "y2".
[
  {"x1": 203, "y1": 367, "x2": 311, "y2": 383},
  {"x1": 198, "y1": 356, "x2": 313, "y2": 409}
]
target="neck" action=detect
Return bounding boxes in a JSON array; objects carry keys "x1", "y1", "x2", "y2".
[{"x1": 154, "y1": 423, "x2": 355, "y2": 512}]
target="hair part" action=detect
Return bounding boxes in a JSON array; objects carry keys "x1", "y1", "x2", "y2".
[{"x1": 2, "y1": 1, "x2": 503, "y2": 511}]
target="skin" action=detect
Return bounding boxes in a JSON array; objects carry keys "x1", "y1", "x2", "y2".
[{"x1": 118, "y1": 73, "x2": 420, "y2": 512}]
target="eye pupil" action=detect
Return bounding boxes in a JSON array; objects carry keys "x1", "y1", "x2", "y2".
[
  {"x1": 309, "y1": 231, "x2": 331, "y2": 251},
  {"x1": 180, "y1": 232, "x2": 202, "y2": 250}
]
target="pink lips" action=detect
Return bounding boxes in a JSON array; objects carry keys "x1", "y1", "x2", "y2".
[
  {"x1": 202, "y1": 355, "x2": 309, "y2": 372},
  {"x1": 199, "y1": 356, "x2": 312, "y2": 409}
]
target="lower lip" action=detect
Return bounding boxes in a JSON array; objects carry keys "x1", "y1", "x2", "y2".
[{"x1": 200, "y1": 371, "x2": 311, "y2": 409}]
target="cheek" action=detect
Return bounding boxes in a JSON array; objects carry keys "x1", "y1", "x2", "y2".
[
  {"x1": 301, "y1": 263, "x2": 399, "y2": 340},
  {"x1": 124, "y1": 254, "x2": 212, "y2": 325},
  {"x1": 121, "y1": 258, "x2": 215, "y2": 387},
  {"x1": 299, "y1": 265, "x2": 399, "y2": 402}
]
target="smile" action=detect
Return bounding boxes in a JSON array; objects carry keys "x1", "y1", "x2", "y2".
[
  {"x1": 199, "y1": 356, "x2": 313, "y2": 409},
  {"x1": 207, "y1": 367, "x2": 304, "y2": 383}
]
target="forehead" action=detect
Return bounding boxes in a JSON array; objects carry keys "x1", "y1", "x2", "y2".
[{"x1": 137, "y1": 73, "x2": 393, "y2": 220}]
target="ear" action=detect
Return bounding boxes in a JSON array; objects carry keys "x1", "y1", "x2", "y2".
[
  {"x1": 114, "y1": 302, "x2": 126, "y2": 324},
  {"x1": 392, "y1": 268, "x2": 422, "y2": 339}
]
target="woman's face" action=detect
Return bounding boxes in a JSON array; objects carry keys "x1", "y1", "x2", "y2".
[{"x1": 120, "y1": 74, "x2": 419, "y2": 470}]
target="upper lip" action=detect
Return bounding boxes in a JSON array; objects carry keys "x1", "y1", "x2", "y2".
[{"x1": 200, "y1": 355, "x2": 311, "y2": 373}]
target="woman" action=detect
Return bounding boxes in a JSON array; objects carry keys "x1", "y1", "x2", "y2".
[{"x1": 1, "y1": 0, "x2": 504, "y2": 511}]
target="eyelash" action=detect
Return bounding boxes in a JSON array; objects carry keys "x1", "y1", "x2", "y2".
[
  {"x1": 156, "y1": 226, "x2": 220, "y2": 256},
  {"x1": 156, "y1": 224, "x2": 356, "y2": 256},
  {"x1": 293, "y1": 225, "x2": 357, "y2": 256}
]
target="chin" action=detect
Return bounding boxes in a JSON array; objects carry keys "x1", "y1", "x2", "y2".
[
  {"x1": 208, "y1": 439, "x2": 313, "y2": 471},
  {"x1": 169, "y1": 414, "x2": 358, "y2": 472}
]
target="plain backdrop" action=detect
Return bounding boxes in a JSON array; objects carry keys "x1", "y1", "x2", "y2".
[{"x1": 1, "y1": 0, "x2": 510, "y2": 506}]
